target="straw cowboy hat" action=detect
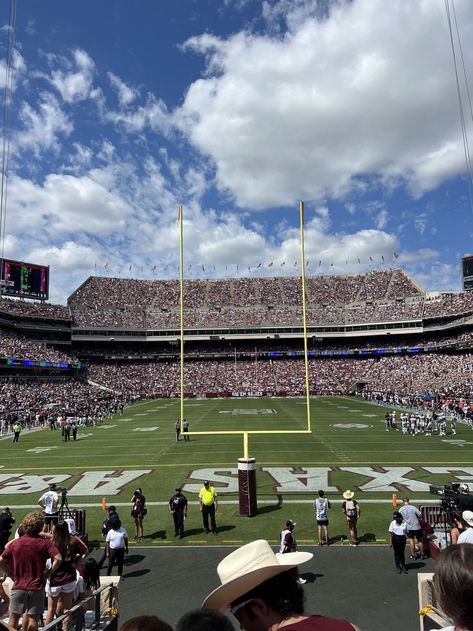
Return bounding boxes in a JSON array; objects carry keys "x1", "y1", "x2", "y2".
[
  {"x1": 202, "y1": 539, "x2": 313, "y2": 612},
  {"x1": 343, "y1": 490, "x2": 355, "y2": 499}
]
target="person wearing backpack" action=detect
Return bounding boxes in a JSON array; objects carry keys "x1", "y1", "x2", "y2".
[{"x1": 342, "y1": 490, "x2": 360, "y2": 546}]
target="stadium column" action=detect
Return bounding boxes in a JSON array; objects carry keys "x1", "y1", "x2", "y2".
[{"x1": 238, "y1": 457, "x2": 257, "y2": 517}]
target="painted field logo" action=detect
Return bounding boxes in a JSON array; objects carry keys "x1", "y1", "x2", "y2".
[{"x1": 330, "y1": 423, "x2": 372, "y2": 429}]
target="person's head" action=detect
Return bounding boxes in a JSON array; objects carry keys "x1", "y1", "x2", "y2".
[
  {"x1": 285, "y1": 520, "x2": 296, "y2": 531},
  {"x1": 435, "y1": 543, "x2": 473, "y2": 630},
  {"x1": 108, "y1": 505, "x2": 117, "y2": 513},
  {"x1": 119, "y1": 615, "x2": 172, "y2": 631},
  {"x1": 343, "y1": 490, "x2": 354, "y2": 500},
  {"x1": 175, "y1": 488, "x2": 182, "y2": 495},
  {"x1": 204, "y1": 480, "x2": 210, "y2": 488},
  {"x1": 49, "y1": 483, "x2": 57, "y2": 491},
  {"x1": 402, "y1": 497, "x2": 410, "y2": 504},
  {"x1": 2, "y1": 507, "x2": 10, "y2": 514},
  {"x1": 462, "y1": 511, "x2": 473, "y2": 529},
  {"x1": 176, "y1": 609, "x2": 234, "y2": 631},
  {"x1": 21, "y1": 512, "x2": 44, "y2": 536},
  {"x1": 84, "y1": 558, "x2": 101, "y2": 591},
  {"x1": 318, "y1": 490, "x2": 325, "y2": 498},
  {"x1": 460, "y1": 484, "x2": 470, "y2": 495},
  {"x1": 393, "y1": 511, "x2": 403, "y2": 525},
  {"x1": 202, "y1": 539, "x2": 312, "y2": 626},
  {"x1": 52, "y1": 520, "x2": 71, "y2": 554}
]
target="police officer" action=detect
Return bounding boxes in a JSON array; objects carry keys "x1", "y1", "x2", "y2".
[{"x1": 169, "y1": 488, "x2": 188, "y2": 539}]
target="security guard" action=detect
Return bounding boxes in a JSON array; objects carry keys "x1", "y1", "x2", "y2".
[{"x1": 199, "y1": 480, "x2": 218, "y2": 534}]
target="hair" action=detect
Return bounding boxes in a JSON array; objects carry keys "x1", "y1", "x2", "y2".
[
  {"x1": 402, "y1": 497, "x2": 409, "y2": 503},
  {"x1": 52, "y1": 521, "x2": 72, "y2": 558},
  {"x1": 119, "y1": 616, "x2": 173, "y2": 631},
  {"x1": 230, "y1": 568, "x2": 305, "y2": 620},
  {"x1": 435, "y1": 543, "x2": 473, "y2": 630},
  {"x1": 318, "y1": 490, "x2": 325, "y2": 497},
  {"x1": 83, "y1": 558, "x2": 100, "y2": 591},
  {"x1": 176, "y1": 609, "x2": 234, "y2": 631},
  {"x1": 21, "y1": 512, "x2": 44, "y2": 535}
]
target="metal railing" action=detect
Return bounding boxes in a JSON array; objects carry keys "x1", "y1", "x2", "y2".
[{"x1": 41, "y1": 583, "x2": 119, "y2": 631}]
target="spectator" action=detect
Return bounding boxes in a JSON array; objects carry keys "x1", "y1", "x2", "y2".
[
  {"x1": 202, "y1": 539, "x2": 360, "y2": 630},
  {"x1": 434, "y1": 543, "x2": 473, "y2": 631}
]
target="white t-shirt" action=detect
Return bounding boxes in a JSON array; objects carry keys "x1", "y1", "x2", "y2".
[
  {"x1": 457, "y1": 527, "x2": 473, "y2": 544},
  {"x1": 389, "y1": 520, "x2": 408, "y2": 536},
  {"x1": 39, "y1": 490, "x2": 59, "y2": 514},
  {"x1": 106, "y1": 527, "x2": 128, "y2": 549}
]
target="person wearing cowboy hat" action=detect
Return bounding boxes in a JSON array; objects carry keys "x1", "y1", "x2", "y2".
[
  {"x1": 202, "y1": 539, "x2": 361, "y2": 631},
  {"x1": 342, "y1": 490, "x2": 360, "y2": 546}
]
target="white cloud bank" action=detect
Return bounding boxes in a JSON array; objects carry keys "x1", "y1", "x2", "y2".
[{"x1": 177, "y1": 0, "x2": 473, "y2": 209}]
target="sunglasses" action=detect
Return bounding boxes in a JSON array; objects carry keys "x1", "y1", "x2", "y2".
[{"x1": 230, "y1": 598, "x2": 255, "y2": 622}]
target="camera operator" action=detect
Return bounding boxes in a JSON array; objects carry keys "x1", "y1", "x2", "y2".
[
  {"x1": 0, "y1": 507, "x2": 15, "y2": 554},
  {"x1": 455, "y1": 484, "x2": 473, "y2": 512},
  {"x1": 38, "y1": 483, "x2": 59, "y2": 533},
  {"x1": 457, "y1": 511, "x2": 473, "y2": 544}
]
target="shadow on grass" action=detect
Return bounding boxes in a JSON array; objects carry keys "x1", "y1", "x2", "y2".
[
  {"x1": 144, "y1": 530, "x2": 167, "y2": 540},
  {"x1": 359, "y1": 532, "x2": 376, "y2": 543},
  {"x1": 257, "y1": 503, "x2": 282, "y2": 515}
]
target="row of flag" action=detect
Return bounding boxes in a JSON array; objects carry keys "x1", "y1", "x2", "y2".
[{"x1": 97, "y1": 253, "x2": 401, "y2": 275}]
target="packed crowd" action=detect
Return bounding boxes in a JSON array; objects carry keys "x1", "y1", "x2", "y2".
[
  {"x1": 0, "y1": 377, "x2": 127, "y2": 427},
  {"x1": 0, "y1": 331, "x2": 76, "y2": 364},
  {"x1": 0, "y1": 298, "x2": 70, "y2": 320}
]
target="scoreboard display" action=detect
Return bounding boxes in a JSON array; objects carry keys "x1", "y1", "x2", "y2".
[
  {"x1": 0, "y1": 258, "x2": 49, "y2": 300},
  {"x1": 462, "y1": 255, "x2": 473, "y2": 292}
]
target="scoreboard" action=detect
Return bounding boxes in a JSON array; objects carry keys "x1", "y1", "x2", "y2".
[
  {"x1": 0, "y1": 258, "x2": 49, "y2": 300},
  {"x1": 462, "y1": 255, "x2": 473, "y2": 292}
]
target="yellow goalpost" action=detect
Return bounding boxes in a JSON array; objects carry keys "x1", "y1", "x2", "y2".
[{"x1": 177, "y1": 202, "x2": 313, "y2": 514}]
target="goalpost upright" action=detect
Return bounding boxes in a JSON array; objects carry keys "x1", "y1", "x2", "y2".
[{"x1": 177, "y1": 203, "x2": 312, "y2": 516}]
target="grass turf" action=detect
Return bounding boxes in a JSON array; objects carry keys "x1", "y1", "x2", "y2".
[{"x1": 1, "y1": 395, "x2": 471, "y2": 547}]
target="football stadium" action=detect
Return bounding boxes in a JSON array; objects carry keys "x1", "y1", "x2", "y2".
[
  {"x1": 2, "y1": 268, "x2": 473, "y2": 628},
  {"x1": 2, "y1": 1, "x2": 473, "y2": 630}
]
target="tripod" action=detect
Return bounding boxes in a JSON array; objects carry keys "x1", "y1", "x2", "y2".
[{"x1": 58, "y1": 493, "x2": 73, "y2": 519}]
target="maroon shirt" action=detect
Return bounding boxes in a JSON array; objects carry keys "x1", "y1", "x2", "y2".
[
  {"x1": 1, "y1": 535, "x2": 59, "y2": 591},
  {"x1": 50, "y1": 536, "x2": 88, "y2": 586},
  {"x1": 281, "y1": 616, "x2": 356, "y2": 630}
]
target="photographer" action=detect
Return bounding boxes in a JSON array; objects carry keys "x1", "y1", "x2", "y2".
[{"x1": 0, "y1": 508, "x2": 14, "y2": 554}]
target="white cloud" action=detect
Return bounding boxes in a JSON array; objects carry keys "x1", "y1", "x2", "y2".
[
  {"x1": 107, "y1": 72, "x2": 139, "y2": 108},
  {"x1": 14, "y1": 92, "x2": 73, "y2": 156},
  {"x1": 30, "y1": 241, "x2": 96, "y2": 271},
  {"x1": 48, "y1": 48, "x2": 96, "y2": 103},
  {"x1": 177, "y1": 0, "x2": 473, "y2": 209}
]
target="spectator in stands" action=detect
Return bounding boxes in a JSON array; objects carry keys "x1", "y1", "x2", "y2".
[
  {"x1": 434, "y1": 543, "x2": 473, "y2": 631},
  {"x1": 0, "y1": 512, "x2": 62, "y2": 631},
  {"x1": 457, "y1": 511, "x2": 473, "y2": 544},
  {"x1": 202, "y1": 539, "x2": 360, "y2": 630},
  {"x1": 44, "y1": 521, "x2": 88, "y2": 626}
]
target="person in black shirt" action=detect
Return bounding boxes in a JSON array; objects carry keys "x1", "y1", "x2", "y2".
[
  {"x1": 0, "y1": 507, "x2": 15, "y2": 554},
  {"x1": 169, "y1": 488, "x2": 188, "y2": 539}
]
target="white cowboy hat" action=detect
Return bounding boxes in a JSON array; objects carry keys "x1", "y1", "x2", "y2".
[
  {"x1": 343, "y1": 490, "x2": 355, "y2": 499},
  {"x1": 462, "y1": 510, "x2": 473, "y2": 527},
  {"x1": 202, "y1": 539, "x2": 312, "y2": 612}
]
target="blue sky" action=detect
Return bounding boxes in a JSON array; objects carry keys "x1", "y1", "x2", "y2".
[{"x1": 1, "y1": 0, "x2": 473, "y2": 304}]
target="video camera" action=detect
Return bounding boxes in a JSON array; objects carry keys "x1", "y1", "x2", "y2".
[{"x1": 429, "y1": 483, "x2": 461, "y2": 523}]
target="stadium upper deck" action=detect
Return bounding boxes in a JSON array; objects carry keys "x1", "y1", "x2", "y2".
[{"x1": 1, "y1": 268, "x2": 473, "y2": 334}]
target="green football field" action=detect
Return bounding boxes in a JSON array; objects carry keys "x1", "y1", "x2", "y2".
[{"x1": 1, "y1": 395, "x2": 472, "y2": 547}]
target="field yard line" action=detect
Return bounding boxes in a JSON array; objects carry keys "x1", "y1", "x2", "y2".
[{"x1": 6, "y1": 498, "x2": 437, "y2": 509}]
